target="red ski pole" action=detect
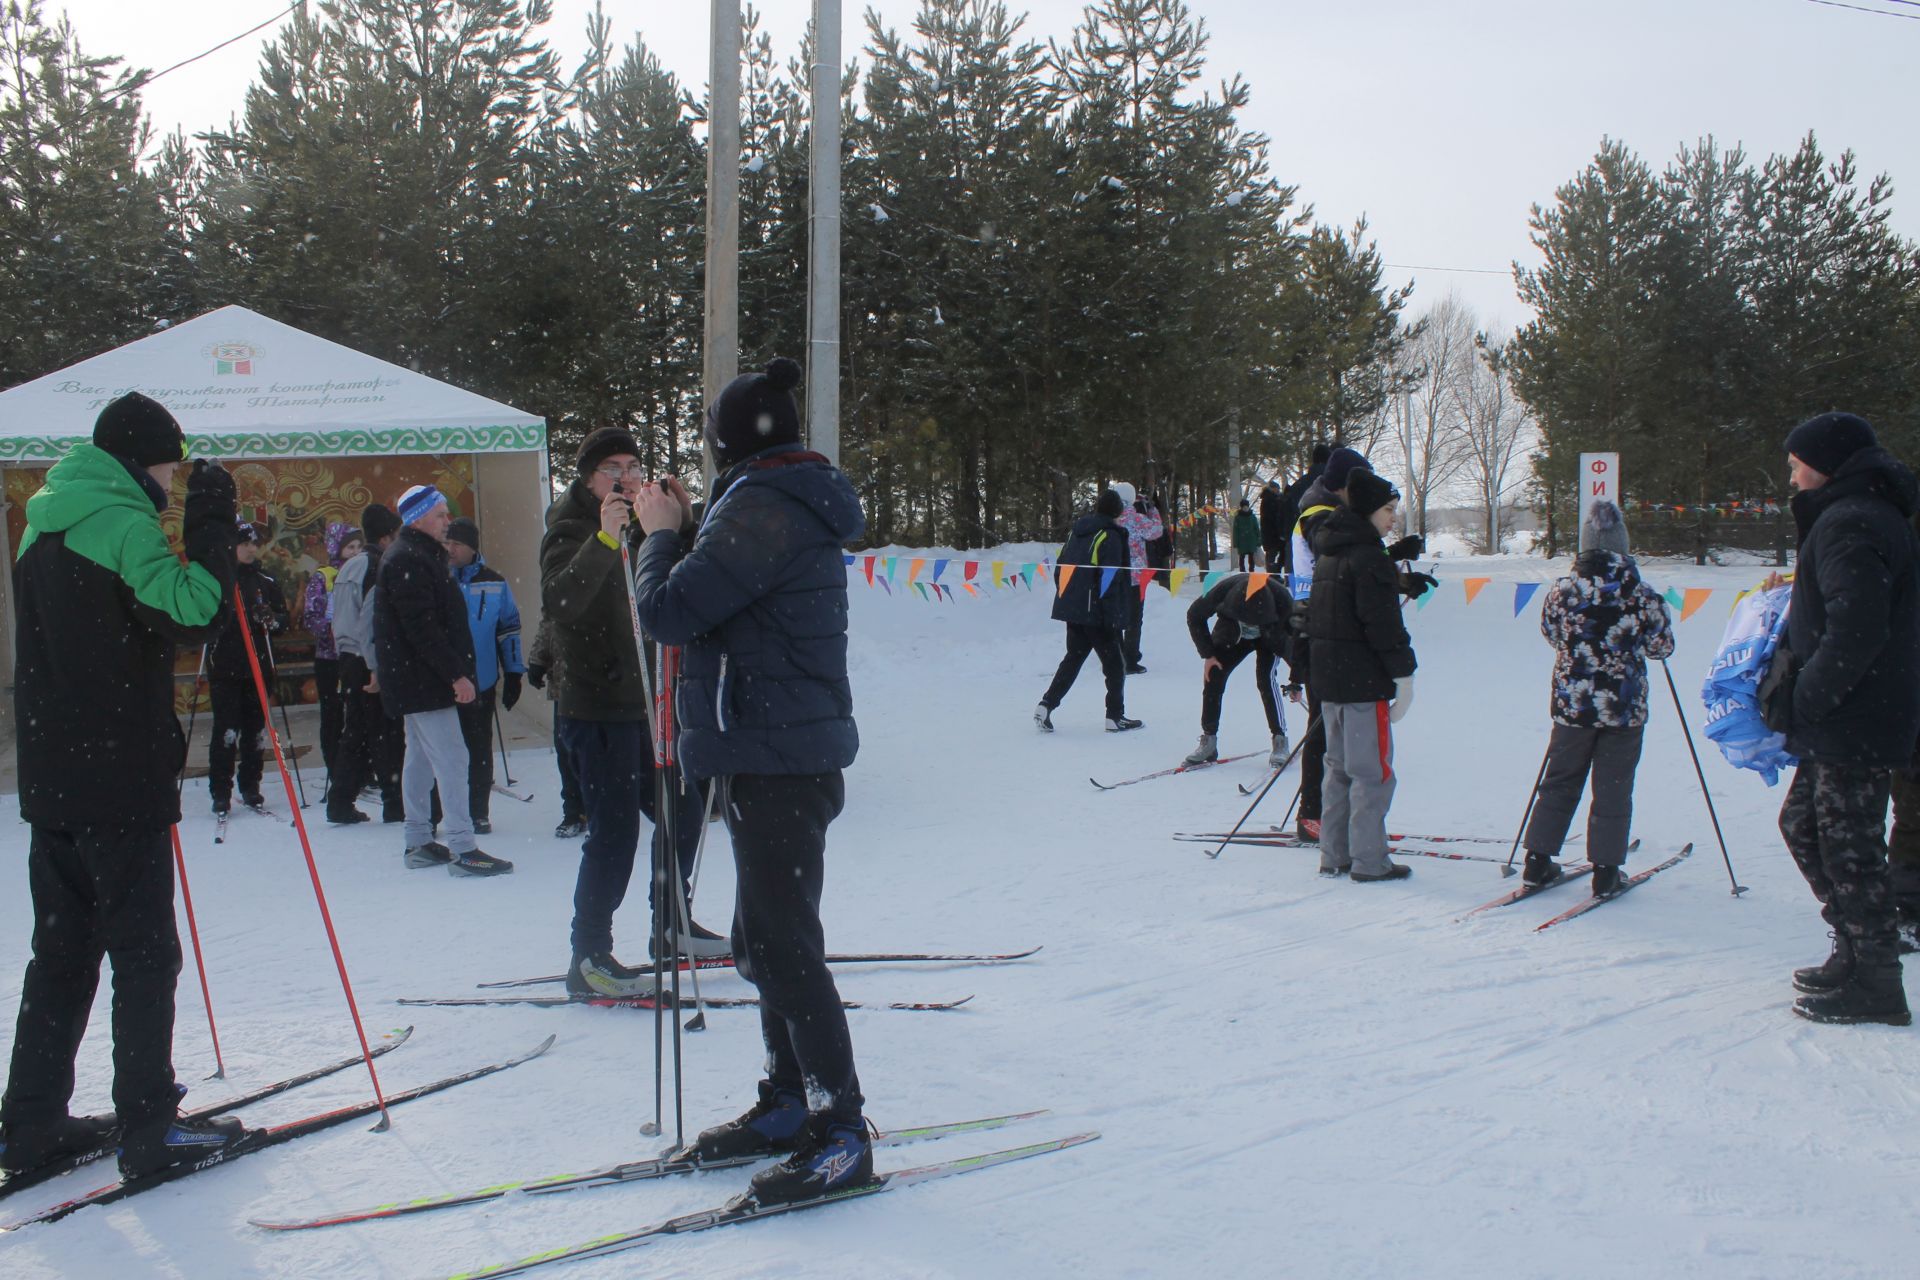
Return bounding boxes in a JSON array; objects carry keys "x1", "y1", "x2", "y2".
[
  {"x1": 169, "y1": 824, "x2": 226, "y2": 1080},
  {"x1": 232, "y1": 581, "x2": 391, "y2": 1128}
]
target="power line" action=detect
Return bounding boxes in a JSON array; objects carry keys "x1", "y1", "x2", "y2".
[
  {"x1": 1385, "y1": 263, "x2": 1511, "y2": 276},
  {"x1": 100, "y1": 3, "x2": 300, "y2": 107},
  {"x1": 1800, "y1": 0, "x2": 1920, "y2": 20}
]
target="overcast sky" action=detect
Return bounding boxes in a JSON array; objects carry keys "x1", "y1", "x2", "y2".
[{"x1": 42, "y1": 0, "x2": 1920, "y2": 336}]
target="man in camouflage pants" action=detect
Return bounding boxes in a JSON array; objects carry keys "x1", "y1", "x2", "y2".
[{"x1": 1762, "y1": 412, "x2": 1919, "y2": 1026}]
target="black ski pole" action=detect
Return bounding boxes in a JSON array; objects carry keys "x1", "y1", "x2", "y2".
[
  {"x1": 1207, "y1": 715, "x2": 1319, "y2": 860},
  {"x1": 1501, "y1": 745, "x2": 1552, "y2": 879},
  {"x1": 493, "y1": 705, "x2": 518, "y2": 786},
  {"x1": 1661, "y1": 658, "x2": 1746, "y2": 895},
  {"x1": 261, "y1": 635, "x2": 308, "y2": 810},
  {"x1": 178, "y1": 644, "x2": 208, "y2": 803}
]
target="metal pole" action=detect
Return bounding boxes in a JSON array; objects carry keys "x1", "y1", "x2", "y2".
[
  {"x1": 1501, "y1": 744, "x2": 1552, "y2": 879},
  {"x1": 1661, "y1": 659, "x2": 1747, "y2": 895},
  {"x1": 703, "y1": 0, "x2": 743, "y2": 494},
  {"x1": 807, "y1": 0, "x2": 842, "y2": 465},
  {"x1": 1227, "y1": 407, "x2": 1242, "y2": 510}
]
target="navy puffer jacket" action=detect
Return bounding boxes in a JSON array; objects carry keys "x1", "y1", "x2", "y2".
[{"x1": 632, "y1": 445, "x2": 864, "y2": 782}]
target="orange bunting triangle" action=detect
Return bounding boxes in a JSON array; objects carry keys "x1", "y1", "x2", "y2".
[
  {"x1": 1463, "y1": 577, "x2": 1492, "y2": 605},
  {"x1": 1246, "y1": 571, "x2": 1270, "y2": 599},
  {"x1": 1057, "y1": 564, "x2": 1076, "y2": 594},
  {"x1": 1680, "y1": 588, "x2": 1713, "y2": 622},
  {"x1": 906, "y1": 558, "x2": 925, "y2": 585}
]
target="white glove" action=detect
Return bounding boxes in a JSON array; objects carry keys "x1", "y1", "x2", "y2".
[{"x1": 1389, "y1": 676, "x2": 1414, "y2": 724}]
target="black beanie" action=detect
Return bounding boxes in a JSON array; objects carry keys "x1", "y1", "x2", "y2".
[
  {"x1": 93, "y1": 392, "x2": 185, "y2": 466},
  {"x1": 1346, "y1": 470, "x2": 1400, "y2": 519},
  {"x1": 705, "y1": 357, "x2": 803, "y2": 467},
  {"x1": 1096, "y1": 488, "x2": 1125, "y2": 519},
  {"x1": 1786, "y1": 412, "x2": 1877, "y2": 479},
  {"x1": 360, "y1": 503, "x2": 401, "y2": 544},
  {"x1": 1310, "y1": 441, "x2": 1333, "y2": 467},
  {"x1": 577, "y1": 426, "x2": 641, "y2": 478},
  {"x1": 1324, "y1": 447, "x2": 1370, "y2": 492},
  {"x1": 447, "y1": 517, "x2": 480, "y2": 551}
]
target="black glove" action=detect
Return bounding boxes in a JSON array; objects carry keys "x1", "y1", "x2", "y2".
[
  {"x1": 1282, "y1": 682, "x2": 1305, "y2": 705},
  {"x1": 502, "y1": 672, "x2": 523, "y2": 710},
  {"x1": 1400, "y1": 570, "x2": 1439, "y2": 600},
  {"x1": 1386, "y1": 535, "x2": 1426, "y2": 561},
  {"x1": 181, "y1": 460, "x2": 238, "y2": 564},
  {"x1": 338, "y1": 653, "x2": 371, "y2": 693},
  {"x1": 526, "y1": 662, "x2": 548, "y2": 691},
  {"x1": 1758, "y1": 647, "x2": 1797, "y2": 735}
]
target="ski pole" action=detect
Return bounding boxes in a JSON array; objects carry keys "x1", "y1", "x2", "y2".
[
  {"x1": 1501, "y1": 744, "x2": 1552, "y2": 879},
  {"x1": 170, "y1": 824, "x2": 226, "y2": 1080},
  {"x1": 260, "y1": 632, "x2": 308, "y2": 810},
  {"x1": 178, "y1": 645, "x2": 208, "y2": 803},
  {"x1": 1661, "y1": 658, "x2": 1746, "y2": 895},
  {"x1": 1207, "y1": 715, "x2": 1319, "y2": 860},
  {"x1": 655, "y1": 642, "x2": 687, "y2": 1146},
  {"x1": 617, "y1": 519, "x2": 671, "y2": 1142},
  {"x1": 493, "y1": 705, "x2": 518, "y2": 786},
  {"x1": 232, "y1": 580, "x2": 391, "y2": 1128}
]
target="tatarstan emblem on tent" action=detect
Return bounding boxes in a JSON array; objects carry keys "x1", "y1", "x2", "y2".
[{"x1": 205, "y1": 340, "x2": 261, "y2": 376}]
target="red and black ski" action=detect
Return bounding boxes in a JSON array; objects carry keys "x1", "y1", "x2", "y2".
[{"x1": 477, "y1": 947, "x2": 1042, "y2": 990}]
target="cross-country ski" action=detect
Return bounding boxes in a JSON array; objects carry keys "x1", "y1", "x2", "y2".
[
  {"x1": 475, "y1": 946, "x2": 1043, "y2": 990},
  {"x1": 395, "y1": 993, "x2": 973, "y2": 1013},
  {"x1": 1089, "y1": 750, "x2": 1263, "y2": 790}
]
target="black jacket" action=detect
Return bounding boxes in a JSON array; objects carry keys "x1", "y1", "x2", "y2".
[
  {"x1": 632, "y1": 445, "x2": 865, "y2": 782},
  {"x1": 1306, "y1": 507, "x2": 1417, "y2": 703},
  {"x1": 14, "y1": 445, "x2": 234, "y2": 831},
  {"x1": 1780, "y1": 446, "x2": 1920, "y2": 766},
  {"x1": 539, "y1": 478, "x2": 649, "y2": 723},
  {"x1": 1265, "y1": 469, "x2": 1320, "y2": 566},
  {"x1": 374, "y1": 526, "x2": 476, "y2": 717},
  {"x1": 207, "y1": 560, "x2": 289, "y2": 681},
  {"x1": 1051, "y1": 510, "x2": 1131, "y2": 629},
  {"x1": 1187, "y1": 572, "x2": 1297, "y2": 670}
]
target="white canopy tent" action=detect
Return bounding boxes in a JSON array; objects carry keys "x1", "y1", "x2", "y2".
[{"x1": 0, "y1": 305, "x2": 553, "y2": 743}]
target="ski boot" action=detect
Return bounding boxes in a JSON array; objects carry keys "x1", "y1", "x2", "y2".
[
  {"x1": 567, "y1": 952, "x2": 656, "y2": 997},
  {"x1": 448, "y1": 848, "x2": 514, "y2": 877},
  {"x1": 1033, "y1": 703, "x2": 1054, "y2": 733},
  {"x1": 653, "y1": 920, "x2": 731, "y2": 960},
  {"x1": 1522, "y1": 852, "x2": 1562, "y2": 889},
  {"x1": 1182, "y1": 734, "x2": 1218, "y2": 766},
  {"x1": 240, "y1": 791, "x2": 268, "y2": 814},
  {"x1": 740, "y1": 1113, "x2": 877, "y2": 1207},
  {"x1": 674, "y1": 1083, "x2": 809, "y2": 1165},
  {"x1": 1268, "y1": 732, "x2": 1290, "y2": 768},
  {"x1": 554, "y1": 816, "x2": 588, "y2": 840},
  {"x1": 403, "y1": 841, "x2": 453, "y2": 869},
  {"x1": 0, "y1": 1114, "x2": 115, "y2": 1174},
  {"x1": 118, "y1": 1112, "x2": 247, "y2": 1179},
  {"x1": 1295, "y1": 817, "x2": 1321, "y2": 843},
  {"x1": 1104, "y1": 716, "x2": 1143, "y2": 733},
  {"x1": 1351, "y1": 861, "x2": 1412, "y2": 883},
  {"x1": 1590, "y1": 865, "x2": 1625, "y2": 896}
]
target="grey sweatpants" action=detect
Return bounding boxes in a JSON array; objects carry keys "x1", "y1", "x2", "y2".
[
  {"x1": 403, "y1": 706, "x2": 475, "y2": 854},
  {"x1": 1321, "y1": 700, "x2": 1397, "y2": 876},
  {"x1": 1523, "y1": 723, "x2": 1643, "y2": 867}
]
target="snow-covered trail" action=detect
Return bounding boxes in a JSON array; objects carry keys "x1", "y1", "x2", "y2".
[{"x1": 2, "y1": 554, "x2": 1914, "y2": 1279}]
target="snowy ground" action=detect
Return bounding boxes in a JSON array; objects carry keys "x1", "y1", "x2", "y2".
[{"x1": 2, "y1": 550, "x2": 1914, "y2": 1279}]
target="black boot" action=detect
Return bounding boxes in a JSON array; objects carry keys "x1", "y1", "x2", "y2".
[
  {"x1": 1792, "y1": 931, "x2": 1854, "y2": 995},
  {"x1": 1590, "y1": 865, "x2": 1625, "y2": 896},
  {"x1": 1793, "y1": 952, "x2": 1911, "y2": 1027},
  {"x1": 118, "y1": 1112, "x2": 248, "y2": 1179},
  {"x1": 740, "y1": 1112, "x2": 876, "y2": 1207},
  {"x1": 672, "y1": 1082, "x2": 809, "y2": 1164},
  {"x1": 0, "y1": 1113, "x2": 115, "y2": 1174},
  {"x1": 1522, "y1": 852, "x2": 1561, "y2": 889}
]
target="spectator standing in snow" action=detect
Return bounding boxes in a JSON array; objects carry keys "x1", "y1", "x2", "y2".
[
  {"x1": 446, "y1": 517, "x2": 525, "y2": 835},
  {"x1": 628, "y1": 357, "x2": 875, "y2": 1208},
  {"x1": 1036, "y1": 489, "x2": 1140, "y2": 733},
  {"x1": 1287, "y1": 447, "x2": 1367, "y2": 842},
  {"x1": 1231, "y1": 499, "x2": 1261, "y2": 572},
  {"x1": 1305, "y1": 470, "x2": 1418, "y2": 882},
  {"x1": 3, "y1": 394, "x2": 251, "y2": 1179},
  {"x1": 1889, "y1": 770, "x2": 1920, "y2": 953},
  {"x1": 327, "y1": 504, "x2": 403, "y2": 824},
  {"x1": 540, "y1": 428, "x2": 717, "y2": 999},
  {"x1": 1268, "y1": 443, "x2": 1330, "y2": 574},
  {"x1": 1520, "y1": 501, "x2": 1674, "y2": 895},
  {"x1": 203, "y1": 522, "x2": 290, "y2": 819},
  {"x1": 1182, "y1": 570, "x2": 1296, "y2": 767},
  {"x1": 1759, "y1": 412, "x2": 1919, "y2": 1026},
  {"x1": 525, "y1": 617, "x2": 588, "y2": 840},
  {"x1": 375, "y1": 485, "x2": 511, "y2": 877},
  {"x1": 1111, "y1": 481, "x2": 1163, "y2": 673},
  {"x1": 301, "y1": 522, "x2": 361, "y2": 790}
]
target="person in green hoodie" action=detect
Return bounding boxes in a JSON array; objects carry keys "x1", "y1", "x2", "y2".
[{"x1": 1, "y1": 393, "x2": 248, "y2": 1181}]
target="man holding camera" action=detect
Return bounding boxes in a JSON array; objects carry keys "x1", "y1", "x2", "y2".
[{"x1": 2, "y1": 394, "x2": 249, "y2": 1179}]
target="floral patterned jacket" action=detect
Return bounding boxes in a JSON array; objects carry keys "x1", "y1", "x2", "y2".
[{"x1": 1541, "y1": 550, "x2": 1675, "y2": 728}]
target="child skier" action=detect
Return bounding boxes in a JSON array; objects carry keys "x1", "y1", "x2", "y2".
[
  {"x1": 1182, "y1": 570, "x2": 1296, "y2": 766},
  {"x1": 1522, "y1": 500, "x2": 1674, "y2": 895}
]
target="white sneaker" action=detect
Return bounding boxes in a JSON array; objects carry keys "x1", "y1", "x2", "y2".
[
  {"x1": 1034, "y1": 703, "x2": 1054, "y2": 733},
  {"x1": 1183, "y1": 734, "x2": 1218, "y2": 766},
  {"x1": 1268, "y1": 732, "x2": 1290, "y2": 767}
]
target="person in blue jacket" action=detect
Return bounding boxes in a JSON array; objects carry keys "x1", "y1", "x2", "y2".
[
  {"x1": 446, "y1": 517, "x2": 524, "y2": 834},
  {"x1": 627, "y1": 357, "x2": 872, "y2": 1211}
]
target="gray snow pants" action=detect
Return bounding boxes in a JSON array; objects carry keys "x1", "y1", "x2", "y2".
[
  {"x1": 1524, "y1": 723, "x2": 1644, "y2": 868},
  {"x1": 403, "y1": 706, "x2": 476, "y2": 855},
  {"x1": 1320, "y1": 700, "x2": 1397, "y2": 877}
]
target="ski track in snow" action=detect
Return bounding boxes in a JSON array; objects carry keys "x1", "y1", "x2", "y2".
[{"x1": 1, "y1": 549, "x2": 1915, "y2": 1278}]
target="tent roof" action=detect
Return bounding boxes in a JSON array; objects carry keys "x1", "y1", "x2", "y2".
[{"x1": 0, "y1": 306, "x2": 545, "y2": 464}]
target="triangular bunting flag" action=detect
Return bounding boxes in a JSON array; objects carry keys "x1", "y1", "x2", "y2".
[
  {"x1": 932, "y1": 559, "x2": 948, "y2": 582},
  {"x1": 1057, "y1": 564, "x2": 1076, "y2": 594},
  {"x1": 878, "y1": 576, "x2": 892, "y2": 595},
  {"x1": 1681, "y1": 588, "x2": 1713, "y2": 622},
  {"x1": 1664, "y1": 586, "x2": 1684, "y2": 610},
  {"x1": 1036, "y1": 562, "x2": 1051, "y2": 581},
  {"x1": 862, "y1": 555, "x2": 876, "y2": 586},
  {"x1": 1099, "y1": 567, "x2": 1119, "y2": 596},
  {"x1": 1513, "y1": 582, "x2": 1541, "y2": 616},
  {"x1": 991, "y1": 560, "x2": 1005, "y2": 587},
  {"x1": 1202, "y1": 570, "x2": 1223, "y2": 593},
  {"x1": 906, "y1": 558, "x2": 926, "y2": 585},
  {"x1": 843, "y1": 553, "x2": 855, "y2": 566},
  {"x1": 965, "y1": 582, "x2": 980, "y2": 597},
  {"x1": 1463, "y1": 577, "x2": 1491, "y2": 605},
  {"x1": 1168, "y1": 568, "x2": 1189, "y2": 596},
  {"x1": 1416, "y1": 581, "x2": 1438, "y2": 610},
  {"x1": 1022, "y1": 564, "x2": 1036, "y2": 589},
  {"x1": 912, "y1": 581, "x2": 928, "y2": 600},
  {"x1": 964, "y1": 561, "x2": 979, "y2": 582},
  {"x1": 1247, "y1": 571, "x2": 1270, "y2": 599},
  {"x1": 884, "y1": 557, "x2": 898, "y2": 582}
]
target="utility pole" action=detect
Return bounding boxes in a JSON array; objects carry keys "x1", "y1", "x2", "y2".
[
  {"x1": 702, "y1": 0, "x2": 742, "y2": 493},
  {"x1": 806, "y1": 0, "x2": 843, "y2": 465},
  {"x1": 1227, "y1": 406, "x2": 1243, "y2": 509}
]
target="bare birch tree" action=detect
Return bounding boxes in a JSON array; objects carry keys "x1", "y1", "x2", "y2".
[
  {"x1": 1391, "y1": 294, "x2": 1476, "y2": 536},
  {"x1": 1454, "y1": 336, "x2": 1535, "y2": 552}
]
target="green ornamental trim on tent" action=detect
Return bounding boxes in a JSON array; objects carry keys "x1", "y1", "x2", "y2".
[{"x1": 0, "y1": 422, "x2": 546, "y2": 464}]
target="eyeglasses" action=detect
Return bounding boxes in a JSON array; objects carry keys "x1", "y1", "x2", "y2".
[{"x1": 594, "y1": 463, "x2": 647, "y2": 481}]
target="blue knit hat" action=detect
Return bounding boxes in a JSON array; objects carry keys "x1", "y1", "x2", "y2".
[{"x1": 397, "y1": 484, "x2": 447, "y2": 526}]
